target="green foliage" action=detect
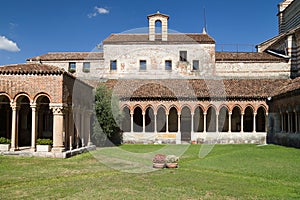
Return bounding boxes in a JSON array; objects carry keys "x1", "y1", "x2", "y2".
[
  {"x1": 93, "y1": 84, "x2": 123, "y2": 146},
  {"x1": 165, "y1": 155, "x2": 179, "y2": 163},
  {"x1": 36, "y1": 138, "x2": 53, "y2": 145},
  {"x1": 0, "y1": 137, "x2": 11, "y2": 144}
]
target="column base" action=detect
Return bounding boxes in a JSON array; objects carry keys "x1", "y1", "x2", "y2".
[
  {"x1": 52, "y1": 147, "x2": 65, "y2": 153},
  {"x1": 87, "y1": 142, "x2": 93, "y2": 146},
  {"x1": 30, "y1": 147, "x2": 36, "y2": 152}
]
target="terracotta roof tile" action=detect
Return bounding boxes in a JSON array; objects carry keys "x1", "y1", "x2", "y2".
[
  {"x1": 103, "y1": 79, "x2": 289, "y2": 99},
  {"x1": 103, "y1": 34, "x2": 215, "y2": 45},
  {"x1": 215, "y1": 52, "x2": 288, "y2": 62},
  {"x1": 0, "y1": 63, "x2": 69, "y2": 75},
  {"x1": 27, "y1": 52, "x2": 103, "y2": 61}
]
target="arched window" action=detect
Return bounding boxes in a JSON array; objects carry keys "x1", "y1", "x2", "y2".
[
  {"x1": 218, "y1": 106, "x2": 229, "y2": 132},
  {"x1": 157, "y1": 107, "x2": 166, "y2": 132},
  {"x1": 121, "y1": 107, "x2": 131, "y2": 132},
  {"x1": 168, "y1": 107, "x2": 178, "y2": 132},
  {"x1": 244, "y1": 107, "x2": 254, "y2": 132},
  {"x1": 256, "y1": 107, "x2": 266, "y2": 132},
  {"x1": 232, "y1": 106, "x2": 241, "y2": 132},
  {"x1": 145, "y1": 107, "x2": 155, "y2": 132},
  {"x1": 0, "y1": 95, "x2": 11, "y2": 139},
  {"x1": 194, "y1": 106, "x2": 204, "y2": 132},
  {"x1": 133, "y1": 107, "x2": 143, "y2": 132},
  {"x1": 207, "y1": 107, "x2": 216, "y2": 132}
]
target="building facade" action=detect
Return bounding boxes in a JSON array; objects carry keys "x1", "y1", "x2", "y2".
[{"x1": 3, "y1": 0, "x2": 300, "y2": 146}]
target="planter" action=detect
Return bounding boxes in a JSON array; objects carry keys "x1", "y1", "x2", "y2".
[
  {"x1": 166, "y1": 163, "x2": 178, "y2": 168},
  {"x1": 153, "y1": 163, "x2": 165, "y2": 169},
  {"x1": 36, "y1": 145, "x2": 51, "y2": 152},
  {"x1": 0, "y1": 144, "x2": 10, "y2": 151}
]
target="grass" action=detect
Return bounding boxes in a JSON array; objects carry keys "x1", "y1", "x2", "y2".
[{"x1": 0, "y1": 144, "x2": 300, "y2": 199}]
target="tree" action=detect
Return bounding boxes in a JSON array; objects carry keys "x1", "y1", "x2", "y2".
[{"x1": 93, "y1": 84, "x2": 123, "y2": 146}]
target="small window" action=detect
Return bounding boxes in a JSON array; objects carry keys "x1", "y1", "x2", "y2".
[
  {"x1": 83, "y1": 62, "x2": 90, "y2": 73},
  {"x1": 180, "y1": 51, "x2": 187, "y2": 62},
  {"x1": 192, "y1": 60, "x2": 199, "y2": 71},
  {"x1": 69, "y1": 62, "x2": 76, "y2": 73},
  {"x1": 165, "y1": 60, "x2": 172, "y2": 71},
  {"x1": 140, "y1": 60, "x2": 147, "y2": 71},
  {"x1": 110, "y1": 60, "x2": 117, "y2": 71}
]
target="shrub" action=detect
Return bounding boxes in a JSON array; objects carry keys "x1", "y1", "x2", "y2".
[
  {"x1": 165, "y1": 155, "x2": 179, "y2": 163},
  {"x1": 0, "y1": 137, "x2": 11, "y2": 144},
  {"x1": 36, "y1": 138, "x2": 53, "y2": 145}
]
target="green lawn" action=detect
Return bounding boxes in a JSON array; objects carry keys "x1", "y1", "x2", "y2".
[{"x1": 1, "y1": 144, "x2": 300, "y2": 199}]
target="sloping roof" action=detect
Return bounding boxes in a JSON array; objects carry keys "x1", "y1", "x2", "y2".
[
  {"x1": 27, "y1": 52, "x2": 103, "y2": 62},
  {"x1": 103, "y1": 34, "x2": 215, "y2": 45},
  {"x1": 103, "y1": 79, "x2": 289, "y2": 99},
  {"x1": 275, "y1": 77, "x2": 300, "y2": 96},
  {"x1": 0, "y1": 63, "x2": 69, "y2": 75},
  {"x1": 215, "y1": 52, "x2": 288, "y2": 62}
]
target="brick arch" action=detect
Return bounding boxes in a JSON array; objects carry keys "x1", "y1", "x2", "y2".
[
  {"x1": 243, "y1": 104, "x2": 255, "y2": 114},
  {"x1": 0, "y1": 92, "x2": 12, "y2": 102},
  {"x1": 33, "y1": 93, "x2": 52, "y2": 104},
  {"x1": 193, "y1": 104, "x2": 205, "y2": 114},
  {"x1": 231, "y1": 104, "x2": 243, "y2": 113},
  {"x1": 14, "y1": 92, "x2": 32, "y2": 103}
]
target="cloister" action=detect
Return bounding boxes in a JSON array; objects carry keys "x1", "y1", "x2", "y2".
[{"x1": 0, "y1": 64, "x2": 93, "y2": 155}]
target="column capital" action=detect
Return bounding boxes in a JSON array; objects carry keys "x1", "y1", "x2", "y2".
[
  {"x1": 50, "y1": 103, "x2": 66, "y2": 115},
  {"x1": 10, "y1": 102, "x2": 19, "y2": 110}
]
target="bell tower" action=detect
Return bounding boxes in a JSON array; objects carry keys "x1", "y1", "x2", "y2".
[{"x1": 147, "y1": 11, "x2": 169, "y2": 41}]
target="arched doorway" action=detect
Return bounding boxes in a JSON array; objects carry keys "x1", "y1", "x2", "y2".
[
  {"x1": 207, "y1": 107, "x2": 216, "y2": 132},
  {"x1": 121, "y1": 106, "x2": 131, "y2": 132},
  {"x1": 145, "y1": 107, "x2": 155, "y2": 132},
  {"x1": 181, "y1": 107, "x2": 191, "y2": 142},
  {"x1": 232, "y1": 106, "x2": 241, "y2": 132},
  {"x1": 17, "y1": 96, "x2": 32, "y2": 147},
  {"x1": 0, "y1": 95, "x2": 11, "y2": 139},
  {"x1": 218, "y1": 106, "x2": 229, "y2": 132},
  {"x1": 36, "y1": 96, "x2": 53, "y2": 140},
  {"x1": 194, "y1": 106, "x2": 204, "y2": 132},
  {"x1": 157, "y1": 107, "x2": 166, "y2": 132},
  {"x1": 256, "y1": 107, "x2": 266, "y2": 132},
  {"x1": 133, "y1": 107, "x2": 143, "y2": 132},
  {"x1": 168, "y1": 107, "x2": 178, "y2": 132},
  {"x1": 244, "y1": 106, "x2": 254, "y2": 132}
]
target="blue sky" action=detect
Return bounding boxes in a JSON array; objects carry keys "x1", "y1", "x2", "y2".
[{"x1": 0, "y1": 0, "x2": 282, "y2": 65}]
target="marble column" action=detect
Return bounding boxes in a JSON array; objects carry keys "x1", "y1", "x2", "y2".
[
  {"x1": 50, "y1": 104, "x2": 65, "y2": 152},
  {"x1": 203, "y1": 112, "x2": 207, "y2": 133},
  {"x1": 253, "y1": 112, "x2": 257, "y2": 133},
  {"x1": 130, "y1": 112, "x2": 134, "y2": 133},
  {"x1": 142, "y1": 111, "x2": 145, "y2": 133},
  {"x1": 154, "y1": 113, "x2": 157, "y2": 133},
  {"x1": 30, "y1": 103, "x2": 38, "y2": 152},
  {"x1": 241, "y1": 113, "x2": 244, "y2": 133},
  {"x1": 10, "y1": 103, "x2": 19, "y2": 151},
  {"x1": 228, "y1": 112, "x2": 232, "y2": 133}
]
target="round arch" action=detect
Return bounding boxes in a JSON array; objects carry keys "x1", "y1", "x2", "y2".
[
  {"x1": 0, "y1": 94, "x2": 12, "y2": 139},
  {"x1": 33, "y1": 93, "x2": 52, "y2": 104},
  {"x1": 14, "y1": 92, "x2": 32, "y2": 104}
]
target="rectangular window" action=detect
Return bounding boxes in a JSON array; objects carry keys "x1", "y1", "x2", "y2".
[
  {"x1": 165, "y1": 60, "x2": 172, "y2": 71},
  {"x1": 110, "y1": 60, "x2": 117, "y2": 71},
  {"x1": 179, "y1": 51, "x2": 187, "y2": 62},
  {"x1": 140, "y1": 60, "x2": 147, "y2": 71},
  {"x1": 83, "y1": 62, "x2": 90, "y2": 73},
  {"x1": 192, "y1": 60, "x2": 199, "y2": 71},
  {"x1": 68, "y1": 62, "x2": 76, "y2": 73}
]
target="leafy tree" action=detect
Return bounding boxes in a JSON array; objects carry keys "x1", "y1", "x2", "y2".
[{"x1": 92, "y1": 84, "x2": 123, "y2": 146}]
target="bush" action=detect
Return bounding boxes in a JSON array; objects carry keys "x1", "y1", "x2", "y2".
[
  {"x1": 152, "y1": 154, "x2": 167, "y2": 164},
  {"x1": 0, "y1": 137, "x2": 10, "y2": 144},
  {"x1": 36, "y1": 138, "x2": 53, "y2": 145},
  {"x1": 93, "y1": 85, "x2": 123, "y2": 146},
  {"x1": 165, "y1": 155, "x2": 179, "y2": 163}
]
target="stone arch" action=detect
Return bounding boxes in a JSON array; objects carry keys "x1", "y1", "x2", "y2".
[
  {"x1": 168, "y1": 104, "x2": 180, "y2": 114},
  {"x1": 121, "y1": 106, "x2": 131, "y2": 132},
  {"x1": 256, "y1": 106, "x2": 266, "y2": 132},
  {"x1": 14, "y1": 92, "x2": 32, "y2": 103},
  {"x1": 133, "y1": 106, "x2": 143, "y2": 132},
  {"x1": 132, "y1": 104, "x2": 143, "y2": 114},
  {"x1": 181, "y1": 106, "x2": 191, "y2": 142},
  {"x1": 16, "y1": 94, "x2": 32, "y2": 147},
  {"x1": 194, "y1": 105, "x2": 204, "y2": 132},
  {"x1": 218, "y1": 106, "x2": 229, "y2": 132},
  {"x1": 168, "y1": 106, "x2": 178, "y2": 132},
  {"x1": 0, "y1": 93, "x2": 12, "y2": 102},
  {"x1": 243, "y1": 104, "x2": 255, "y2": 114},
  {"x1": 33, "y1": 93, "x2": 52, "y2": 103},
  {"x1": 35, "y1": 95, "x2": 53, "y2": 140},
  {"x1": 157, "y1": 106, "x2": 166, "y2": 132},
  {"x1": 244, "y1": 106, "x2": 254, "y2": 132},
  {"x1": 0, "y1": 94, "x2": 12, "y2": 139},
  {"x1": 218, "y1": 104, "x2": 229, "y2": 114},
  {"x1": 232, "y1": 106, "x2": 241, "y2": 132},
  {"x1": 207, "y1": 106, "x2": 217, "y2": 132},
  {"x1": 181, "y1": 104, "x2": 193, "y2": 113},
  {"x1": 145, "y1": 106, "x2": 155, "y2": 132}
]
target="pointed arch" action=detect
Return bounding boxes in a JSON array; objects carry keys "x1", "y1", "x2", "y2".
[
  {"x1": 168, "y1": 107, "x2": 178, "y2": 132},
  {"x1": 244, "y1": 106, "x2": 254, "y2": 132},
  {"x1": 157, "y1": 106, "x2": 166, "y2": 132},
  {"x1": 181, "y1": 106, "x2": 191, "y2": 141},
  {"x1": 121, "y1": 106, "x2": 131, "y2": 132},
  {"x1": 218, "y1": 106, "x2": 229, "y2": 132},
  {"x1": 194, "y1": 106, "x2": 204, "y2": 132},
  {"x1": 256, "y1": 106, "x2": 267, "y2": 132},
  {"x1": 207, "y1": 106, "x2": 216, "y2": 132},
  {"x1": 232, "y1": 106, "x2": 241, "y2": 132},
  {"x1": 145, "y1": 106, "x2": 155, "y2": 132},
  {"x1": 133, "y1": 106, "x2": 143, "y2": 132}
]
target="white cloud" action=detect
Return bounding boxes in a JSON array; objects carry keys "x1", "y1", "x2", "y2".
[
  {"x1": 0, "y1": 36, "x2": 20, "y2": 52},
  {"x1": 88, "y1": 6, "x2": 110, "y2": 18}
]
